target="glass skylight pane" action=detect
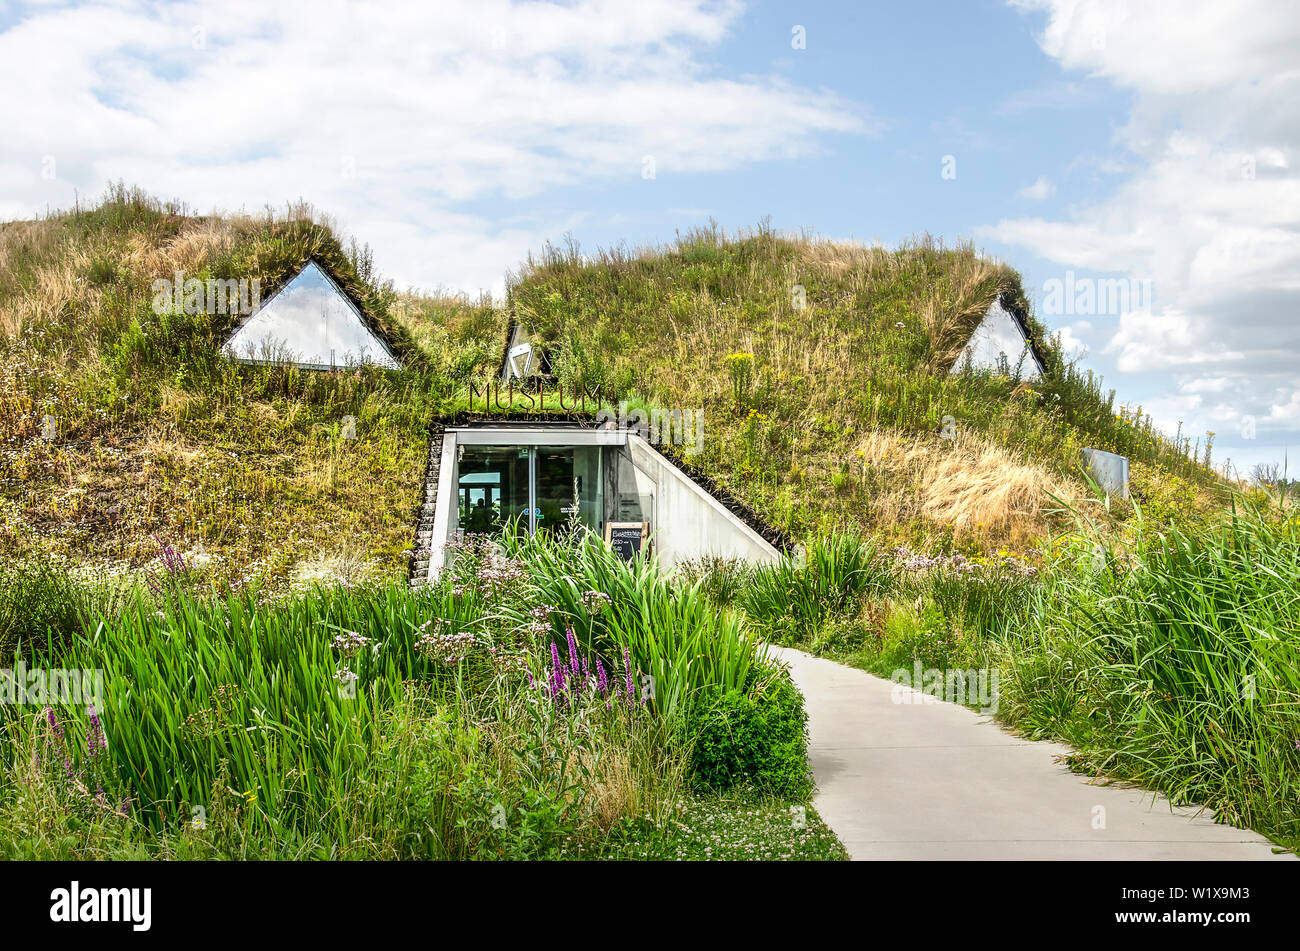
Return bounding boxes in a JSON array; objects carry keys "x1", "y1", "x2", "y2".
[
  {"x1": 952, "y1": 300, "x2": 1041, "y2": 380},
  {"x1": 223, "y1": 261, "x2": 399, "y2": 370}
]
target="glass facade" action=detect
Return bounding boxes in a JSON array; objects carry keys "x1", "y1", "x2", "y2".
[
  {"x1": 456, "y1": 444, "x2": 604, "y2": 538},
  {"x1": 457, "y1": 445, "x2": 530, "y2": 537}
]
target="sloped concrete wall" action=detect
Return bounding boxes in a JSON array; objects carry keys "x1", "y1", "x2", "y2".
[
  {"x1": 1081, "y1": 447, "x2": 1130, "y2": 499},
  {"x1": 625, "y1": 435, "x2": 780, "y2": 568}
]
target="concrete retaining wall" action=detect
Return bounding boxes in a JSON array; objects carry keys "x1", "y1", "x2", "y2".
[
  {"x1": 626, "y1": 435, "x2": 780, "y2": 568},
  {"x1": 1081, "y1": 447, "x2": 1130, "y2": 499}
]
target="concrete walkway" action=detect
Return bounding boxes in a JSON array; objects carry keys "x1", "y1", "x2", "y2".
[{"x1": 770, "y1": 646, "x2": 1295, "y2": 861}]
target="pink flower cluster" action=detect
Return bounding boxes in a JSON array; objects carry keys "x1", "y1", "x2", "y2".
[
  {"x1": 331, "y1": 631, "x2": 371, "y2": 657},
  {"x1": 444, "y1": 534, "x2": 528, "y2": 597},
  {"x1": 892, "y1": 547, "x2": 1039, "y2": 578},
  {"x1": 416, "y1": 625, "x2": 477, "y2": 665}
]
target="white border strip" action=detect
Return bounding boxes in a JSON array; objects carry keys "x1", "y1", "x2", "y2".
[{"x1": 449, "y1": 427, "x2": 627, "y2": 447}]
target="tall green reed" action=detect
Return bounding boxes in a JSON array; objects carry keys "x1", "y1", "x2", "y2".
[{"x1": 998, "y1": 497, "x2": 1300, "y2": 848}]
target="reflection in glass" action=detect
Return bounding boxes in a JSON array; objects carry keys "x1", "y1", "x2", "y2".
[
  {"x1": 223, "y1": 261, "x2": 400, "y2": 370},
  {"x1": 457, "y1": 446, "x2": 530, "y2": 537}
]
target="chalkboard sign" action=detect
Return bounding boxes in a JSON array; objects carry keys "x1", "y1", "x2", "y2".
[{"x1": 605, "y1": 522, "x2": 649, "y2": 562}]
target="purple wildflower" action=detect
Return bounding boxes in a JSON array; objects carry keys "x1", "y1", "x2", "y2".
[
  {"x1": 623, "y1": 648, "x2": 635, "y2": 711},
  {"x1": 549, "y1": 641, "x2": 567, "y2": 698},
  {"x1": 154, "y1": 534, "x2": 187, "y2": 573},
  {"x1": 566, "y1": 627, "x2": 581, "y2": 687},
  {"x1": 596, "y1": 657, "x2": 608, "y2": 696},
  {"x1": 86, "y1": 704, "x2": 106, "y2": 757},
  {"x1": 44, "y1": 706, "x2": 64, "y2": 743}
]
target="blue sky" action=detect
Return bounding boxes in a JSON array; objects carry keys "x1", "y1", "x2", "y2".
[{"x1": 1, "y1": 0, "x2": 1296, "y2": 473}]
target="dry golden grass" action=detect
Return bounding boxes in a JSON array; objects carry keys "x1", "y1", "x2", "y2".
[
  {"x1": 289, "y1": 543, "x2": 379, "y2": 588},
  {"x1": 579, "y1": 746, "x2": 639, "y2": 829},
  {"x1": 129, "y1": 218, "x2": 238, "y2": 277},
  {"x1": 577, "y1": 735, "x2": 683, "y2": 831},
  {"x1": 920, "y1": 262, "x2": 1014, "y2": 373},
  {"x1": 797, "y1": 236, "x2": 1016, "y2": 369},
  {"x1": 855, "y1": 429, "x2": 1084, "y2": 546}
]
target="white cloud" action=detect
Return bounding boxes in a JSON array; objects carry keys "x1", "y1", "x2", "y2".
[
  {"x1": 1009, "y1": 0, "x2": 1299, "y2": 96},
  {"x1": 0, "y1": 0, "x2": 870, "y2": 293},
  {"x1": 1016, "y1": 176, "x2": 1056, "y2": 200},
  {"x1": 1268, "y1": 390, "x2": 1300, "y2": 425},
  {"x1": 1053, "y1": 320, "x2": 1091, "y2": 359},
  {"x1": 1103, "y1": 309, "x2": 1245, "y2": 372},
  {"x1": 988, "y1": 0, "x2": 1300, "y2": 461}
]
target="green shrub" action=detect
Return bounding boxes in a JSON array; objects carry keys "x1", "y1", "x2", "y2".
[
  {"x1": 921, "y1": 556, "x2": 1039, "y2": 638},
  {"x1": 497, "y1": 529, "x2": 763, "y2": 721},
  {"x1": 684, "y1": 670, "x2": 811, "y2": 800},
  {"x1": 0, "y1": 559, "x2": 130, "y2": 658},
  {"x1": 809, "y1": 614, "x2": 869, "y2": 656},
  {"x1": 879, "y1": 602, "x2": 965, "y2": 671},
  {"x1": 674, "y1": 555, "x2": 752, "y2": 607},
  {"x1": 334, "y1": 693, "x2": 579, "y2": 860},
  {"x1": 0, "y1": 526, "x2": 824, "y2": 859}
]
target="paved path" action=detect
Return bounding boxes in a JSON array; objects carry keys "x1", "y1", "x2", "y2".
[{"x1": 770, "y1": 646, "x2": 1295, "y2": 861}]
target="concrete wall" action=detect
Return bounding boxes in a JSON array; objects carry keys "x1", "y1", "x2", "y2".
[
  {"x1": 1081, "y1": 447, "x2": 1130, "y2": 499},
  {"x1": 626, "y1": 435, "x2": 780, "y2": 568}
]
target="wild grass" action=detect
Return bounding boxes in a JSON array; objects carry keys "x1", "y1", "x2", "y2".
[
  {"x1": 0, "y1": 557, "x2": 137, "y2": 659},
  {"x1": 0, "y1": 526, "x2": 820, "y2": 860},
  {"x1": 720, "y1": 494, "x2": 1300, "y2": 852},
  {"x1": 4, "y1": 190, "x2": 1228, "y2": 588},
  {"x1": 461, "y1": 529, "x2": 766, "y2": 721},
  {"x1": 994, "y1": 500, "x2": 1300, "y2": 849},
  {"x1": 854, "y1": 429, "x2": 1075, "y2": 546},
  {"x1": 741, "y1": 533, "x2": 892, "y2": 640},
  {"x1": 505, "y1": 221, "x2": 1225, "y2": 548}
]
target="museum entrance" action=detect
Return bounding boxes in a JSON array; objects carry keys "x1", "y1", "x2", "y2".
[{"x1": 457, "y1": 444, "x2": 603, "y2": 538}]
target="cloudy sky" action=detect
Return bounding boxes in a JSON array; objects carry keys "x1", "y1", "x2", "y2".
[{"x1": 1, "y1": 0, "x2": 1296, "y2": 472}]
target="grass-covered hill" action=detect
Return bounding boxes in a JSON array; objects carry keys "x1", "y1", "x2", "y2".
[
  {"x1": 1, "y1": 188, "x2": 1225, "y2": 587},
  {"x1": 0, "y1": 187, "x2": 501, "y2": 588},
  {"x1": 508, "y1": 223, "x2": 1224, "y2": 547}
]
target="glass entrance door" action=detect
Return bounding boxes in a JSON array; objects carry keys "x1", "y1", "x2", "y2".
[
  {"x1": 534, "y1": 445, "x2": 602, "y2": 538},
  {"x1": 457, "y1": 446, "x2": 531, "y2": 538},
  {"x1": 457, "y1": 444, "x2": 603, "y2": 539}
]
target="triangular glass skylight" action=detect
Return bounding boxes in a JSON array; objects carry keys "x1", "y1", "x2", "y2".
[
  {"x1": 222, "y1": 261, "x2": 400, "y2": 370},
  {"x1": 951, "y1": 300, "x2": 1042, "y2": 380}
]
